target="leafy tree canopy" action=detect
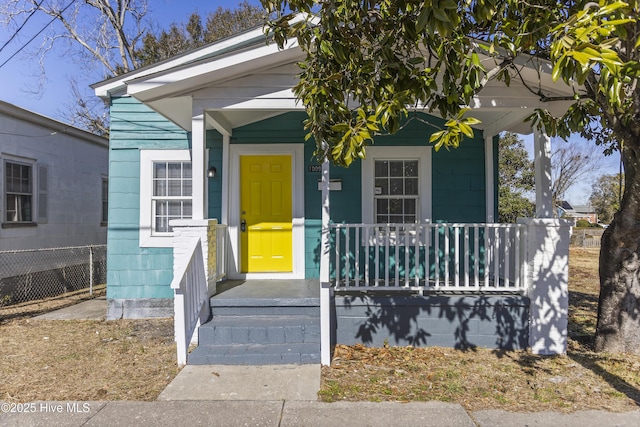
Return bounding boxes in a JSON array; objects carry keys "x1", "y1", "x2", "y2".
[
  {"x1": 135, "y1": 1, "x2": 268, "y2": 67},
  {"x1": 261, "y1": 0, "x2": 634, "y2": 166},
  {"x1": 590, "y1": 173, "x2": 624, "y2": 223},
  {"x1": 498, "y1": 132, "x2": 535, "y2": 223},
  {"x1": 262, "y1": 1, "x2": 640, "y2": 353}
]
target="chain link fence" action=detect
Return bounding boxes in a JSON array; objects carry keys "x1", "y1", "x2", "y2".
[{"x1": 0, "y1": 245, "x2": 106, "y2": 309}]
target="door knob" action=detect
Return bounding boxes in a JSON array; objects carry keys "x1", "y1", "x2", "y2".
[{"x1": 241, "y1": 219, "x2": 246, "y2": 232}]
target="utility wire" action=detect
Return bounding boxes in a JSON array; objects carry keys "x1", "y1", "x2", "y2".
[
  {"x1": 0, "y1": 0, "x2": 46, "y2": 55},
  {"x1": 0, "y1": 0, "x2": 76, "y2": 70},
  {"x1": 0, "y1": 129, "x2": 70, "y2": 137}
]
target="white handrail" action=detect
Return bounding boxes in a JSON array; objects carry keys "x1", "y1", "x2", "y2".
[
  {"x1": 214, "y1": 224, "x2": 228, "y2": 282},
  {"x1": 171, "y1": 237, "x2": 209, "y2": 366},
  {"x1": 330, "y1": 223, "x2": 528, "y2": 293}
]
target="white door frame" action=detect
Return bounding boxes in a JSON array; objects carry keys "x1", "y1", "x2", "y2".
[{"x1": 227, "y1": 144, "x2": 305, "y2": 279}]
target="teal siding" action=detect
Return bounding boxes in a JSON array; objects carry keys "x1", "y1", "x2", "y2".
[
  {"x1": 358, "y1": 114, "x2": 487, "y2": 223},
  {"x1": 229, "y1": 112, "x2": 489, "y2": 279},
  {"x1": 106, "y1": 97, "x2": 190, "y2": 300},
  {"x1": 232, "y1": 112, "x2": 308, "y2": 144},
  {"x1": 106, "y1": 99, "x2": 493, "y2": 295},
  {"x1": 431, "y1": 135, "x2": 487, "y2": 223},
  {"x1": 109, "y1": 97, "x2": 189, "y2": 149},
  {"x1": 207, "y1": 130, "x2": 223, "y2": 221}
]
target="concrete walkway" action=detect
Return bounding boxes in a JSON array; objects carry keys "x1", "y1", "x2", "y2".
[
  {"x1": 32, "y1": 297, "x2": 107, "y2": 320},
  {"x1": 4, "y1": 299, "x2": 639, "y2": 426}
]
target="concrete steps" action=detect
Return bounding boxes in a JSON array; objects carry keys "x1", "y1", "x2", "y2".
[{"x1": 188, "y1": 308, "x2": 321, "y2": 365}]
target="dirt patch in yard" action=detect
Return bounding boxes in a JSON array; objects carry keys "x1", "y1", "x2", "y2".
[{"x1": 0, "y1": 317, "x2": 178, "y2": 402}]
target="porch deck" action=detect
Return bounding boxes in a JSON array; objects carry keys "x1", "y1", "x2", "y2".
[{"x1": 211, "y1": 279, "x2": 320, "y2": 305}]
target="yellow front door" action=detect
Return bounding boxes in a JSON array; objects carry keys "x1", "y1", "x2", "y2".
[{"x1": 240, "y1": 155, "x2": 293, "y2": 273}]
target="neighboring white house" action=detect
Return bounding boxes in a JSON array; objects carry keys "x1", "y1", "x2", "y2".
[
  {"x1": 557, "y1": 201, "x2": 598, "y2": 225},
  {"x1": 0, "y1": 100, "x2": 109, "y2": 251}
]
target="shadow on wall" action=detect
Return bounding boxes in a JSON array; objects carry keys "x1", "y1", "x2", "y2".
[
  {"x1": 334, "y1": 293, "x2": 530, "y2": 350},
  {"x1": 316, "y1": 219, "x2": 572, "y2": 355}
]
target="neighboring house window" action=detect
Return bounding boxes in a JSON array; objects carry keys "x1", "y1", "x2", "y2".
[
  {"x1": 5, "y1": 160, "x2": 33, "y2": 223},
  {"x1": 139, "y1": 150, "x2": 192, "y2": 247},
  {"x1": 101, "y1": 177, "x2": 108, "y2": 224},
  {"x1": 362, "y1": 146, "x2": 432, "y2": 225}
]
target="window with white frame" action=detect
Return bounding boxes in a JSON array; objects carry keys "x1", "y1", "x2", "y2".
[
  {"x1": 140, "y1": 150, "x2": 192, "y2": 247},
  {"x1": 5, "y1": 160, "x2": 33, "y2": 223},
  {"x1": 362, "y1": 146, "x2": 432, "y2": 225},
  {"x1": 152, "y1": 161, "x2": 192, "y2": 233},
  {"x1": 374, "y1": 159, "x2": 419, "y2": 223}
]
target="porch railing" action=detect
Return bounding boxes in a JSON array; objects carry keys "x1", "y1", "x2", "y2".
[
  {"x1": 213, "y1": 224, "x2": 228, "y2": 282},
  {"x1": 330, "y1": 223, "x2": 528, "y2": 293},
  {"x1": 171, "y1": 237, "x2": 210, "y2": 366}
]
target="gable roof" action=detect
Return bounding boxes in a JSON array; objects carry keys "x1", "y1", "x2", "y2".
[{"x1": 93, "y1": 20, "x2": 578, "y2": 135}]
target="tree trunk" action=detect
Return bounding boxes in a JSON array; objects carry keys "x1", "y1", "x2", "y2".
[{"x1": 595, "y1": 138, "x2": 640, "y2": 353}]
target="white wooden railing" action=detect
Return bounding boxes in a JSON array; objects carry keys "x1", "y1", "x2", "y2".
[
  {"x1": 213, "y1": 224, "x2": 228, "y2": 282},
  {"x1": 171, "y1": 237, "x2": 210, "y2": 366},
  {"x1": 330, "y1": 223, "x2": 528, "y2": 293}
]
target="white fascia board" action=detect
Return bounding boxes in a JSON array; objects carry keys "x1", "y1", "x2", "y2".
[
  {"x1": 472, "y1": 40, "x2": 579, "y2": 98},
  {"x1": 126, "y1": 41, "x2": 303, "y2": 103},
  {"x1": 92, "y1": 22, "x2": 285, "y2": 98}
]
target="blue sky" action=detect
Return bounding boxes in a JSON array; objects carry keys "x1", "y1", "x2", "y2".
[
  {"x1": 0, "y1": 0, "x2": 257, "y2": 119},
  {"x1": 0, "y1": 0, "x2": 620, "y2": 204}
]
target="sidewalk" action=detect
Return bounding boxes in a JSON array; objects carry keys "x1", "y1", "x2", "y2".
[
  {"x1": 3, "y1": 398, "x2": 639, "y2": 427},
  {"x1": 3, "y1": 299, "x2": 639, "y2": 426}
]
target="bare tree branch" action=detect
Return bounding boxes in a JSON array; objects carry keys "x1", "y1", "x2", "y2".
[
  {"x1": 551, "y1": 140, "x2": 603, "y2": 208},
  {"x1": 1, "y1": 0, "x2": 148, "y2": 77}
]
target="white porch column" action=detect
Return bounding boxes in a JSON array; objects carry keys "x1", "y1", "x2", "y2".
[
  {"x1": 192, "y1": 114, "x2": 206, "y2": 220},
  {"x1": 221, "y1": 134, "x2": 230, "y2": 226},
  {"x1": 533, "y1": 128, "x2": 553, "y2": 218},
  {"x1": 520, "y1": 129, "x2": 571, "y2": 355},
  {"x1": 320, "y1": 155, "x2": 333, "y2": 366},
  {"x1": 518, "y1": 218, "x2": 572, "y2": 355},
  {"x1": 485, "y1": 135, "x2": 495, "y2": 222}
]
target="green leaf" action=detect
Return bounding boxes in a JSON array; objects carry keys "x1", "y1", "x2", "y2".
[
  {"x1": 416, "y1": 6, "x2": 431, "y2": 33},
  {"x1": 429, "y1": 130, "x2": 446, "y2": 143},
  {"x1": 459, "y1": 122, "x2": 474, "y2": 138}
]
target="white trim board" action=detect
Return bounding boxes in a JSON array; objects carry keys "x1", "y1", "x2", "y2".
[
  {"x1": 361, "y1": 146, "x2": 433, "y2": 224},
  {"x1": 139, "y1": 149, "x2": 191, "y2": 248}
]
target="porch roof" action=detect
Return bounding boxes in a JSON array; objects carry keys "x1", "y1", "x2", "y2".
[{"x1": 93, "y1": 20, "x2": 577, "y2": 137}]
